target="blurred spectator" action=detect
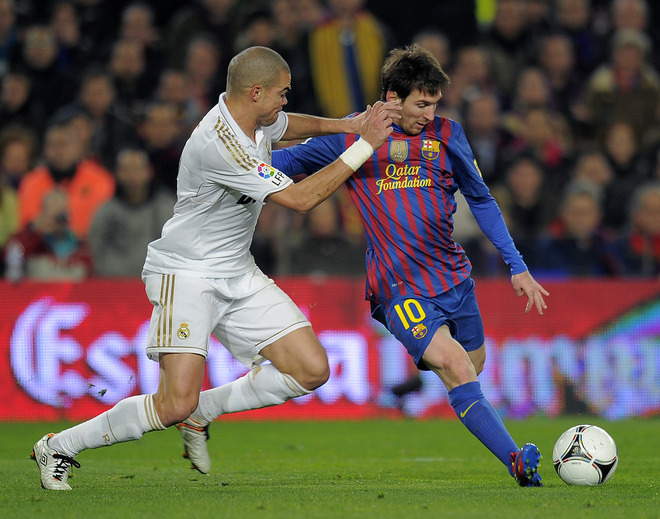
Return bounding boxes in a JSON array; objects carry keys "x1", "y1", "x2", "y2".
[
  {"x1": 601, "y1": 120, "x2": 653, "y2": 229},
  {"x1": 368, "y1": 0, "x2": 476, "y2": 52},
  {"x1": 508, "y1": 66, "x2": 553, "y2": 115},
  {"x1": 53, "y1": 104, "x2": 95, "y2": 160},
  {"x1": 166, "y1": 0, "x2": 238, "y2": 74},
  {"x1": 440, "y1": 45, "x2": 494, "y2": 121},
  {"x1": 0, "y1": 126, "x2": 37, "y2": 188},
  {"x1": 234, "y1": 8, "x2": 278, "y2": 53},
  {"x1": 0, "y1": 0, "x2": 20, "y2": 76},
  {"x1": 505, "y1": 105, "x2": 571, "y2": 185},
  {"x1": 616, "y1": 182, "x2": 660, "y2": 276},
  {"x1": 462, "y1": 92, "x2": 513, "y2": 185},
  {"x1": 540, "y1": 183, "x2": 621, "y2": 277},
  {"x1": 569, "y1": 148, "x2": 616, "y2": 222},
  {"x1": 108, "y1": 38, "x2": 152, "y2": 118},
  {"x1": 525, "y1": 0, "x2": 553, "y2": 36},
  {"x1": 501, "y1": 154, "x2": 557, "y2": 265},
  {"x1": 536, "y1": 33, "x2": 584, "y2": 132},
  {"x1": 270, "y1": 0, "x2": 304, "y2": 54},
  {"x1": 152, "y1": 67, "x2": 202, "y2": 134},
  {"x1": 137, "y1": 101, "x2": 184, "y2": 193},
  {"x1": 3, "y1": 188, "x2": 93, "y2": 281},
  {"x1": 611, "y1": 0, "x2": 650, "y2": 32},
  {"x1": 49, "y1": 1, "x2": 91, "y2": 72},
  {"x1": 502, "y1": 64, "x2": 573, "y2": 156},
  {"x1": 70, "y1": 0, "x2": 129, "y2": 60},
  {"x1": 571, "y1": 149, "x2": 615, "y2": 190},
  {"x1": 89, "y1": 148, "x2": 175, "y2": 277},
  {"x1": 0, "y1": 159, "x2": 17, "y2": 250},
  {"x1": 583, "y1": 29, "x2": 660, "y2": 150},
  {"x1": 250, "y1": 201, "x2": 290, "y2": 276},
  {"x1": 183, "y1": 34, "x2": 224, "y2": 116},
  {"x1": 284, "y1": 195, "x2": 366, "y2": 277},
  {"x1": 117, "y1": 2, "x2": 164, "y2": 87},
  {"x1": 0, "y1": 71, "x2": 45, "y2": 136},
  {"x1": 554, "y1": 0, "x2": 605, "y2": 81},
  {"x1": 17, "y1": 119, "x2": 115, "y2": 238},
  {"x1": 412, "y1": 30, "x2": 451, "y2": 69},
  {"x1": 610, "y1": 0, "x2": 660, "y2": 69},
  {"x1": 652, "y1": 145, "x2": 660, "y2": 182},
  {"x1": 68, "y1": 66, "x2": 138, "y2": 169},
  {"x1": 16, "y1": 24, "x2": 78, "y2": 119},
  {"x1": 265, "y1": 0, "x2": 321, "y2": 115},
  {"x1": 306, "y1": 0, "x2": 395, "y2": 118},
  {"x1": 479, "y1": 0, "x2": 535, "y2": 109}
]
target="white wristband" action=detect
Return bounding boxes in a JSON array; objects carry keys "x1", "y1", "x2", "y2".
[{"x1": 339, "y1": 138, "x2": 374, "y2": 172}]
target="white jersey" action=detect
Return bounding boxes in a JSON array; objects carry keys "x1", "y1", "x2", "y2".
[{"x1": 144, "y1": 93, "x2": 292, "y2": 277}]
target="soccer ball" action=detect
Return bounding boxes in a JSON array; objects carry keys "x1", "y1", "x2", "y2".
[{"x1": 552, "y1": 424, "x2": 618, "y2": 486}]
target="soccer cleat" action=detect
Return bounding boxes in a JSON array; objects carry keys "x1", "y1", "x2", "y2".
[
  {"x1": 511, "y1": 443, "x2": 543, "y2": 487},
  {"x1": 31, "y1": 433, "x2": 81, "y2": 490},
  {"x1": 177, "y1": 419, "x2": 211, "y2": 474}
]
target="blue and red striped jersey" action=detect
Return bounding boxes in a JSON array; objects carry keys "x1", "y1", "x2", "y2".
[{"x1": 273, "y1": 116, "x2": 526, "y2": 303}]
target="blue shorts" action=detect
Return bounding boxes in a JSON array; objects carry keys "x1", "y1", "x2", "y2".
[{"x1": 370, "y1": 277, "x2": 485, "y2": 370}]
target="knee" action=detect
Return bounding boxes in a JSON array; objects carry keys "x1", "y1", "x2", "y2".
[
  {"x1": 423, "y1": 342, "x2": 477, "y2": 385},
  {"x1": 154, "y1": 394, "x2": 199, "y2": 427},
  {"x1": 297, "y1": 355, "x2": 330, "y2": 391}
]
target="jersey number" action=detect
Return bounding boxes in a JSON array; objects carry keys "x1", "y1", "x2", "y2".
[{"x1": 393, "y1": 299, "x2": 426, "y2": 329}]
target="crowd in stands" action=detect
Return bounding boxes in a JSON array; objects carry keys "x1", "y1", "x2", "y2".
[{"x1": 1, "y1": 0, "x2": 660, "y2": 281}]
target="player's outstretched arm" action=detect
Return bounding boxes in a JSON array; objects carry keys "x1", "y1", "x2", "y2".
[
  {"x1": 283, "y1": 102, "x2": 401, "y2": 140},
  {"x1": 511, "y1": 270, "x2": 549, "y2": 315},
  {"x1": 269, "y1": 101, "x2": 394, "y2": 213}
]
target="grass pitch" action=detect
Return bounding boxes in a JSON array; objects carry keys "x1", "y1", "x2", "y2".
[{"x1": 1, "y1": 417, "x2": 658, "y2": 519}]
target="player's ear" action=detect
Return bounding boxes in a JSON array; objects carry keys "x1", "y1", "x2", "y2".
[
  {"x1": 385, "y1": 91, "x2": 400, "y2": 103},
  {"x1": 251, "y1": 85, "x2": 262, "y2": 102}
]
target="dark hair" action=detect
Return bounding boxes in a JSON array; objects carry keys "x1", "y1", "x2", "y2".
[{"x1": 380, "y1": 45, "x2": 450, "y2": 101}]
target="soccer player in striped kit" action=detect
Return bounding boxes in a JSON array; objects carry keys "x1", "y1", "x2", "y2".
[{"x1": 273, "y1": 45, "x2": 549, "y2": 487}]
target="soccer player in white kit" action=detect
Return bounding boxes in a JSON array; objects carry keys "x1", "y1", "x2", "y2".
[{"x1": 31, "y1": 46, "x2": 399, "y2": 489}]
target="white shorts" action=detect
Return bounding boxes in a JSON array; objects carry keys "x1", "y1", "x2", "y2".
[{"x1": 143, "y1": 267, "x2": 311, "y2": 367}]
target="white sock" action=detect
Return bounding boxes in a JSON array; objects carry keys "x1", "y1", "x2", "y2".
[
  {"x1": 189, "y1": 364, "x2": 311, "y2": 425},
  {"x1": 49, "y1": 394, "x2": 166, "y2": 457}
]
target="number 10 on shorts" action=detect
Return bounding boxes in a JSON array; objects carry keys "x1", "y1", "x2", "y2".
[{"x1": 393, "y1": 299, "x2": 426, "y2": 329}]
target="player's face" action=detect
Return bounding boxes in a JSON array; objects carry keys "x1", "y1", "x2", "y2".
[
  {"x1": 256, "y1": 70, "x2": 291, "y2": 127},
  {"x1": 389, "y1": 89, "x2": 441, "y2": 136}
]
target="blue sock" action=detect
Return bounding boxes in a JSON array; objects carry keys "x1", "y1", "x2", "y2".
[{"x1": 448, "y1": 381, "x2": 518, "y2": 474}]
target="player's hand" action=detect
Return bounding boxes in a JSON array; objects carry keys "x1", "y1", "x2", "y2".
[
  {"x1": 359, "y1": 101, "x2": 399, "y2": 150},
  {"x1": 347, "y1": 101, "x2": 401, "y2": 134},
  {"x1": 511, "y1": 270, "x2": 549, "y2": 315}
]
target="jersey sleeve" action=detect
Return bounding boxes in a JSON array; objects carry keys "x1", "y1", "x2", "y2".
[
  {"x1": 202, "y1": 138, "x2": 292, "y2": 203},
  {"x1": 447, "y1": 121, "x2": 528, "y2": 274},
  {"x1": 268, "y1": 111, "x2": 289, "y2": 143},
  {"x1": 273, "y1": 133, "x2": 345, "y2": 178}
]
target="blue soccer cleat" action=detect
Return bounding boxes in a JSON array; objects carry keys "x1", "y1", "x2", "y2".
[{"x1": 511, "y1": 443, "x2": 543, "y2": 487}]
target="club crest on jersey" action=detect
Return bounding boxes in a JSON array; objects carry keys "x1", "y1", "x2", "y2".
[
  {"x1": 177, "y1": 322, "x2": 191, "y2": 340},
  {"x1": 412, "y1": 323, "x2": 428, "y2": 339},
  {"x1": 421, "y1": 139, "x2": 440, "y2": 160},
  {"x1": 389, "y1": 141, "x2": 409, "y2": 162}
]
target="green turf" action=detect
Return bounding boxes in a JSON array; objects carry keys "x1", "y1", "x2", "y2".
[{"x1": 1, "y1": 417, "x2": 658, "y2": 519}]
